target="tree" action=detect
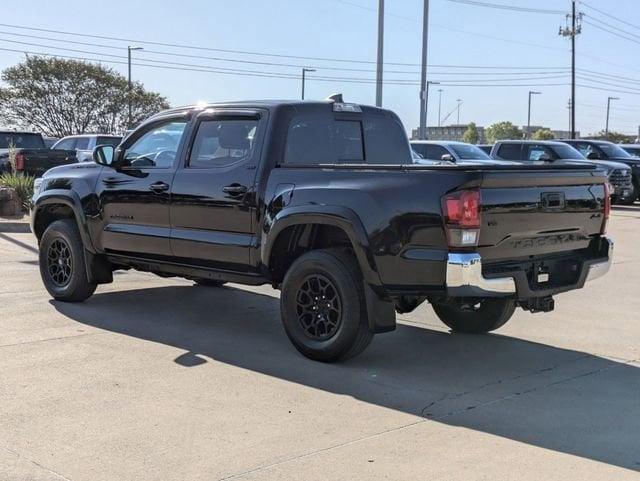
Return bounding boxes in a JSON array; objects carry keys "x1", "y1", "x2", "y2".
[
  {"x1": 532, "y1": 128, "x2": 555, "y2": 140},
  {"x1": 588, "y1": 130, "x2": 633, "y2": 144},
  {"x1": 485, "y1": 121, "x2": 522, "y2": 143},
  {"x1": 0, "y1": 56, "x2": 169, "y2": 136},
  {"x1": 462, "y1": 122, "x2": 479, "y2": 144}
]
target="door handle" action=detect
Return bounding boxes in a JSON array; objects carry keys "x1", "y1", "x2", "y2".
[
  {"x1": 149, "y1": 181, "x2": 170, "y2": 193},
  {"x1": 223, "y1": 184, "x2": 248, "y2": 196}
]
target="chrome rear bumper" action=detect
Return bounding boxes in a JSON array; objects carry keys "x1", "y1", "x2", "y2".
[
  {"x1": 445, "y1": 238, "x2": 613, "y2": 297},
  {"x1": 446, "y1": 253, "x2": 516, "y2": 297}
]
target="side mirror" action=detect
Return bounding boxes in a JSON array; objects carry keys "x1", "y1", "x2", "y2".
[
  {"x1": 586, "y1": 152, "x2": 599, "y2": 160},
  {"x1": 441, "y1": 153, "x2": 455, "y2": 162},
  {"x1": 93, "y1": 145, "x2": 115, "y2": 166}
]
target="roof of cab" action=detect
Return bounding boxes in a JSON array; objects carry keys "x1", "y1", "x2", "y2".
[{"x1": 148, "y1": 99, "x2": 388, "y2": 121}]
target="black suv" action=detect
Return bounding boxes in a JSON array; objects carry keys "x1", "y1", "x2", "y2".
[
  {"x1": 561, "y1": 140, "x2": 640, "y2": 204},
  {"x1": 491, "y1": 140, "x2": 634, "y2": 204}
]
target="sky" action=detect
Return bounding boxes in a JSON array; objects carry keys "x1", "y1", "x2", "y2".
[{"x1": 0, "y1": 0, "x2": 639, "y2": 137}]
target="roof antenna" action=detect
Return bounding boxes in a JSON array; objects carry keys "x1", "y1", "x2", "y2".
[{"x1": 326, "y1": 93, "x2": 343, "y2": 103}]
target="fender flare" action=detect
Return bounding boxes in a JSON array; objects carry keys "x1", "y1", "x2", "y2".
[
  {"x1": 262, "y1": 204, "x2": 382, "y2": 287},
  {"x1": 32, "y1": 190, "x2": 96, "y2": 254}
]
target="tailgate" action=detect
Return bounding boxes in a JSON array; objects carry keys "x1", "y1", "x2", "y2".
[
  {"x1": 477, "y1": 169, "x2": 606, "y2": 261},
  {"x1": 24, "y1": 149, "x2": 76, "y2": 176}
]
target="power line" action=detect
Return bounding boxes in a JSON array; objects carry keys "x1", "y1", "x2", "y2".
[
  {"x1": 0, "y1": 45, "x2": 574, "y2": 88},
  {"x1": 0, "y1": 22, "x2": 576, "y2": 71},
  {"x1": 584, "y1": 15, "x2": 640, "y2": 41},
  {"x1": 583, "y1": 19, "x2": 640, "y2": 46},
  {"x1": 446, "y1": 0, "x2": 565, "y2": 15},
  {"x1": 580, "y1": 1, "x2": 640, "y2": 32},
  {"x1": 0, "y1": 28, "x2": 575, "y2": 76}
]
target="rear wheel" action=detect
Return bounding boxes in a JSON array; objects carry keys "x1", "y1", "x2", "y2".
[
  {"x1": 432, "y1": 298, "x2": 516, "y2": 334},
  {"x1": 39, "y1": 219, "x2": 97, "y2": 302},
  {"x1": 280, "y1": 249, "x2": 373, "y2": 362}
]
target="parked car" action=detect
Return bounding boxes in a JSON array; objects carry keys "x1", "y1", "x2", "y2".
[
  {"x1": 491, "y1": 140, "x2": 634, "y2": 203},
  {"x1": 0, "y1": 131, "x2": 77, "y2": 177},
  {"x1": 31, "y1": 99, "x2": 612, "y2": 362},
  {"x1": 560, "y1": 139, "x2": 640, "y2": 204},
  {"x1": 53, "y1": 134, "x2": 122, "y2": 163},
  {"x1": 411, "y1": 140, "x2": 497, "y2": 163},
  {"x1": 621, "y1": 144, "x2": 640, "y2": 157}
]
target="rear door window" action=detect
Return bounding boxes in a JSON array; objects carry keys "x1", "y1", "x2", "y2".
[
  {"x1": 75, "y1": 138, "x2": 90, "y2": 150},
  {"x1": 424, "y1": 144, "x2": 449, "y2": 161},
  {"x1": 188, "y1": 118, "x2": 259, "y2": 168},
  {"x1": 496, "y1": 143, "x2": 523, "y2": 160},
  {"x1": 54, "y1": 138, "x2": 76, "y2": 150}
]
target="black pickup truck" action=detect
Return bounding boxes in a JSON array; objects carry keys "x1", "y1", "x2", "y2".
[
  {"x1": 0, "y1": 131, "x2": 76, "y2": 177},
  {"x1": 31, "y1": 100, "x2": 613, "y2": 362}
]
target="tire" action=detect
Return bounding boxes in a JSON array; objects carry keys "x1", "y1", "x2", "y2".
[
  {"x1": 39, "y1": 219, "x2": 97, "y2": 302},
  {"x1": 432, "y1": 298, "x2": 516, "y2": 334},
  {"x1": 194, "y1": 279, "x2": 226, "y2": 287},
  {"x1": 280, "y1": 248, "x2": 373, "y2": 362}
]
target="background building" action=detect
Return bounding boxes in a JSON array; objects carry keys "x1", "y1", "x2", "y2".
[{"x1": 411, "y1": 124, "x2": 487, "y2": 143}]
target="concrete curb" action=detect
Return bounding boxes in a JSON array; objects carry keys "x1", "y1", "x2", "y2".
[{"x1": 0, "y1": 222, "x2": 31, "y2": 233}]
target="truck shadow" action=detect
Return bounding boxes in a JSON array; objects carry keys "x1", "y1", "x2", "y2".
[{"x1": 54, "y1": 284, "x2": 640, "y2": 472}]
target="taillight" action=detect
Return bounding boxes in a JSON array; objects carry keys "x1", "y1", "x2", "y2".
[
  {"x1": 14, "y1": 153, "x2": 25, "y2": 171},
  {"x1": 601, "y1": 182, "x2": 610, "y2": 234},
  {"x1": 441, "y1": 189, "x2": 481, "y2": 248}
]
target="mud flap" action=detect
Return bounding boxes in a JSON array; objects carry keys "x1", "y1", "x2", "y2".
[
  {"x1": 364, "y1": 283, "x2": 396, "y2": 333},
  {"x1": 85, "y1": 250, "x2": 113, "y2": 285}
]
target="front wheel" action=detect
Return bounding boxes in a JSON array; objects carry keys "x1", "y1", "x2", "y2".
[
  {"x1": 280, "y1": 249, "x2": 373, "y2": 362},
  {"x1": 39, "y1": 219, "x2": 97, "y2": 302},
  {"x1": 432, "y1": 298, "x2": 516, "y2": 334}
]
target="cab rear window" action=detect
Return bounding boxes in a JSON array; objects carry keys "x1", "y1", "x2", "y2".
[{"x1": 283, "y1": 111, "x2": 410, "y2": 165}]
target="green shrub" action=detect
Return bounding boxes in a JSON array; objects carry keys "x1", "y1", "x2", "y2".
[{"x1": 0, "y1": 173, "x2": 35, "y2": 211}]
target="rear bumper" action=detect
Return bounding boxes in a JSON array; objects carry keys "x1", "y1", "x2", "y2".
[{"x1": 446, "y1": 237, "x2": 613, "y2": 298}]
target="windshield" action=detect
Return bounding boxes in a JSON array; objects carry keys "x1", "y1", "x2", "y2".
[
  {"x1": 597, "y1": 142, "x2": 632, "y2": 158},
  {"x1": 0, "y1": 132, "x2": 45, "y2": 149},
  {"x1": 449, "y1": 143, "x2": 492, "y2": 160},
  {"x1": 553, "y1": 143, "x2": 585, "y2": 159}
]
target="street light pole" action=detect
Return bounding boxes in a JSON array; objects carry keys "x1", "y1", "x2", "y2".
[
  {"x1": 301, "y1": 68, "x2": 316, "y2": 100},
  {"x1": 437, "y1": 88, "x2": 443, "y2": 127},
  {"x1": 527, "y1": 91, "x2": 541, "y2": 139},
  {"x1": 605, "y1": 96, "x2": 619, "y2": 139},
  {"x1": 456, "y1": 99, "x2": 462, "y2": 124},
  {"x1": 418, "y1": 0, "x2": 430, "y2": 139},
  {"x1": 127, "y1": 46, "x2": 143, "y2": 128},
  {"x1": 422, "y1": 81, "x2": 439, "y2": 139},
  {"x1": 375, "y1": 0, "x2": 384, "y2": 107}
]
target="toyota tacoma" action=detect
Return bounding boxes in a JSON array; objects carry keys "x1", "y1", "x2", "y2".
[{"x1": 31, "y1": 99, "x2": 613, "y2": 361}]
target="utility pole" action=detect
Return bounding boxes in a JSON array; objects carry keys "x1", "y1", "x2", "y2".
[
  {"x1": 418, "y1": 0, "x2": 430, "y2": 139},
  {"x1": 559, "y1": 1, "x2": 582, "y2": 139},
  {"x1": 605, "y1": 96, "x2": 619, "y2": 139},
  {"x1": 375, "y1": 0, "x2": 384, "y2": 107},
  {"x1": 127, "y1": 46, "x2": 143, "y2": 129},
  {"x1": 527, "y1": 91, "x2": 541, "y2": 139},
  {"x1": 301, "y1": 68, "x2": 316, "y2": 100},
  {"x1": 456, "y1": 99, "x2": 462, "y2": 124},
  {"x1": 437, "y1": 88, "x2": 443, "y2": 127}
]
